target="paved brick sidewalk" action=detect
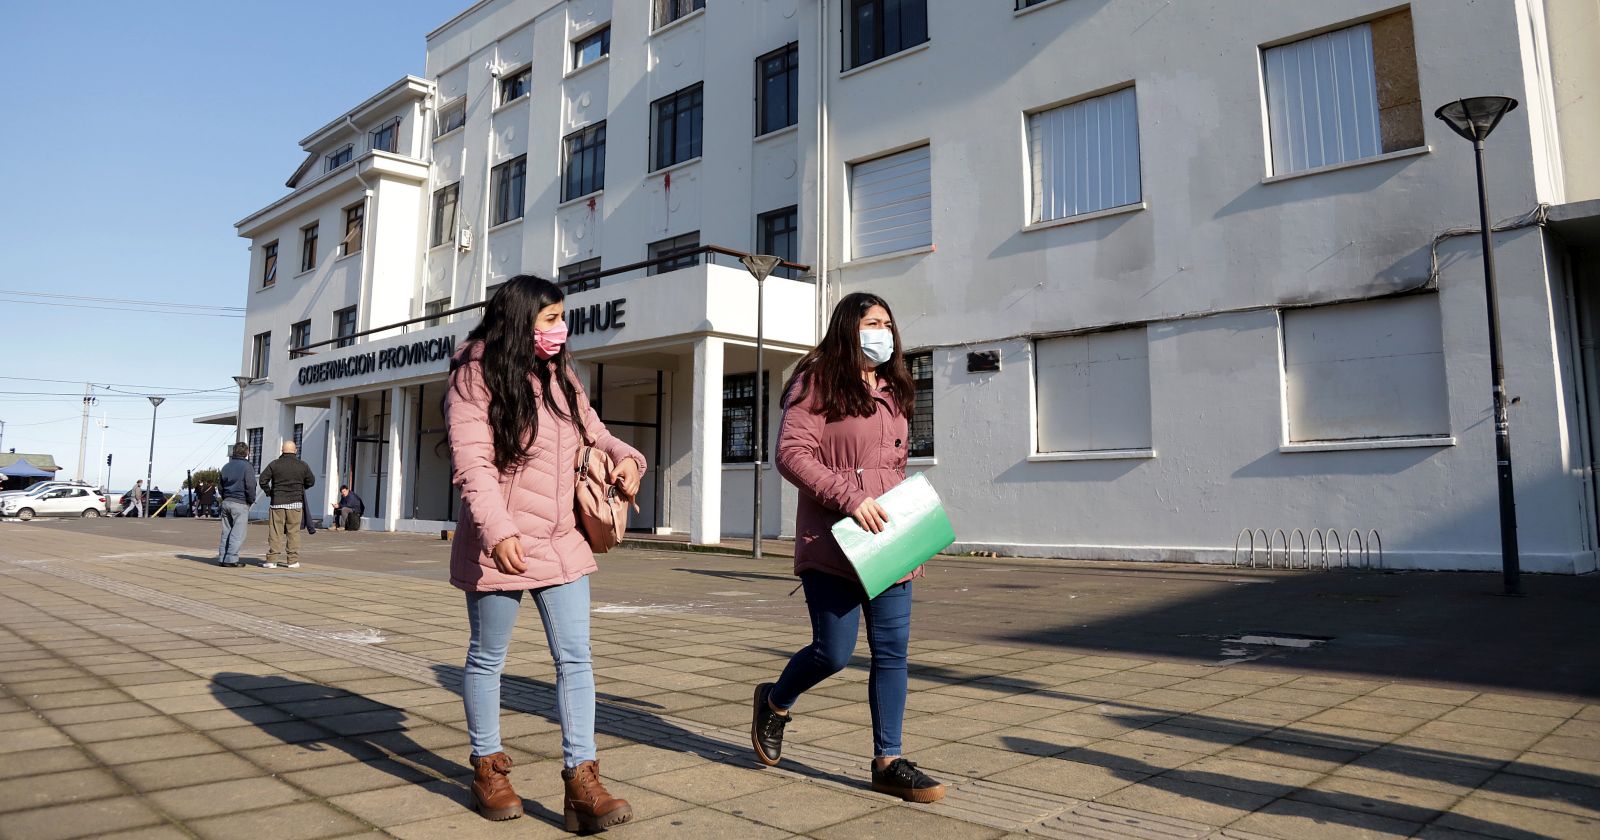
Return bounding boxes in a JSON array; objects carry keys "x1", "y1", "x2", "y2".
[{"x1": 1, "y1": 525, "x2": 1598, "y2": 839}]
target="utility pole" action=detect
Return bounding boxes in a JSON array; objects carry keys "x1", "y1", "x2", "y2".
[{"x1": 76, "y1": 384, "x2": 94, "y2": 481}]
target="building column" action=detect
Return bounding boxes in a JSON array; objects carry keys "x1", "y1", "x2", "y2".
[
  {"x1": 276, "y1": 404, "x2": 297, "y2": 455},
  {"x1": 324, "y1": 396, "x2": 343, "y2": 526},
  {"x1": 384, "y1": 385, "x2": 407, "y2": 531},
  {"x1": 690, "y1": 337, "x2": 724, "y2": 545}
]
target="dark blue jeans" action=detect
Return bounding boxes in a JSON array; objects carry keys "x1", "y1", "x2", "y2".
[{"x1": 770, "y1": 570, "x2": 912, "y2": 757}]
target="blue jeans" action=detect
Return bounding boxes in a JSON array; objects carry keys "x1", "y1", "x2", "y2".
[
  {"x1": 464, "y1": 575, "x2": 595, "y2": 767},
  {"x1": 217, "y1": 501, "x2": 249, "y2": 565},
  {"x1": 771, "y1": 571, "x2": 912, "y2": 758}
]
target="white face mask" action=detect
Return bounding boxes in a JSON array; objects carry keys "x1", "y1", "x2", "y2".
[{"x1": 860, "y1": 329, "x2": 895, "y2": 365}]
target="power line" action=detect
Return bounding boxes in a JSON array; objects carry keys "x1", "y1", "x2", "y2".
[
  {"x1": 0, "y1": 298, "x2": 244, "y2": 319},
  {"x1": 0, "y1": 375, "x2": 241, "y2": 391},
  {"x1": 0, "y1": 289, "x2": 243, "y2": 311}
]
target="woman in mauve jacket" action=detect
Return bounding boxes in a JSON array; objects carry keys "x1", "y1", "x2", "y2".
[
  {"x1": 750, "y1": 292, "x2": 946, "y2": 803},
  {"x1": 446, "y1": 275, "x2": 645, "y2": 832}
]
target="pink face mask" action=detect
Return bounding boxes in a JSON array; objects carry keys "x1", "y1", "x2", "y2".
[{"x1": 535, "y1": 320, "x2": 569, "y2": 359}]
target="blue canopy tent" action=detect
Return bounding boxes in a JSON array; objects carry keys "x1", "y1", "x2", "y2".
[{"x1": 0, "y1": 459, "x2": 54, "y2": 491}]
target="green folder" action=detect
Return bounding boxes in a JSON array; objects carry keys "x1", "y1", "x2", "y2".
[{"x1": 831, "y1": 474, "x2": 956, "y2": 599}]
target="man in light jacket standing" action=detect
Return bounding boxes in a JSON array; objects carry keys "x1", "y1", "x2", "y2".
[
  {"x1": 259, "y1": 441, "x2": 316, "y2": 569},
  {"x1": 216, "y1": 443, "x2": 257, "y2": 567}
]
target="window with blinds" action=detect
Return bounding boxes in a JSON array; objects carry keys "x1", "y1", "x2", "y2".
[
  {"x1": 1028, "y1": 86, "x2": 1141, "y2": 224},
  {"x1": 849, "y1": 145, "x2": 931, "y2": 260},
  {"x1": 1263, "y1": 10, "x2": 1423, "y2": 175}
]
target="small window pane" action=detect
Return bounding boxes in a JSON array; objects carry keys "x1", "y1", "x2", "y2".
[
  {"x1": 849, "y1": 145, "x2": 931, "y2": 259},
  {"x1": 1264, "y1": 23, "x2": 1382, "y2": 174},
  {"x1": 1035, "y1": 328, "x2": 1151, "y2": 453},
  {"x1": 262, "y1": 242, "x2": 277, "y2": 287},
  {"x1": 499, "y1": 68, "x2": 531, "y2": 105},
  {"x1": 493, "y1": 157, "x2": 527, "y2": 225},
  {"x1": 574, "y1": 27, "x2": 610, "y2": 68},
  {"x1": 908, "y1": 352, "x2": 934, "y2": 457},
  {"x1": 1029, "y1": 86, "x2": 1141, "y2": 223},
  {"x1": 652, "y1": 85, "x2": 703, "y2": 170},
  {"x1": 432, "y1": 183, "x2": 459, "y2": 246},
  {"x1": 300, "y1": 225, "x2": 318, "y2": 272},
  {"x1": 648, "y1": 233, "x2": 700, "y2": 275},
  {"x1": 722, "y1": 372, "x2": 770, "y2": 463},
  {"x1": 559, "y1": 258, "x2": 603, "y2": 292}
]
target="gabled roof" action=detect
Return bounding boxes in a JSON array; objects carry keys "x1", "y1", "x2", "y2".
[{"x1": 0, "y1": 453, "x2": 61, "y2": 472}]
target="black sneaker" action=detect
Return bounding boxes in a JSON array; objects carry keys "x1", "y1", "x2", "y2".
[
  {"x1": 872, "y1": 758, "x2": 946, "y2": 803},
  {"x1": 750, "y1": 682, "x2": 789, "y2": 766}
]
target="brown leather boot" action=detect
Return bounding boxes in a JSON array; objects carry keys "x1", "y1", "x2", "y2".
[
  {"x1": 562, "y1": 760, "x2": 632, "y2": 832},
  {"x1": 470, "y1": 752, "x2": 523, "y2": 820}
]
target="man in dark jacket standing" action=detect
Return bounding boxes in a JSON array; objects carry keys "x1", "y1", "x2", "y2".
[
  {"x1": 216, "y1": 443, "x2": 258, "y2": 567},
  {"x1": 259, "y1": 441, "x2": 316, "y2": 569}
]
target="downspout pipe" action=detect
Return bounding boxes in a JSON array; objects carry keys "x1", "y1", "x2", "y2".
[{"x1": 814, "y1": 0, "x2": 830, "y2": 340}]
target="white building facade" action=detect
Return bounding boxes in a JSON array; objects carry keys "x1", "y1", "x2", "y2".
[{"x1": 215, "y1": 0, "x2": 1600, "y2": 573}]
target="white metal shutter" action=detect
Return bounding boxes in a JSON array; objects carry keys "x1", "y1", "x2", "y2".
[
  {"x1": 1264, "y1": 23, "x2": 1381, "y2": 174},
  {"x1": 1035, "y1": 328, "x2": 1152, "y2": 453},
  {"x1": 1283, "y1": 295, "x2": 1449, "y2": 442},
  {"x1": 1029, "y1": 87, "x2": 1141, "y2": 223},
  {"x1": 850, "y1": 146, "x2": 932, "y2": 259}
]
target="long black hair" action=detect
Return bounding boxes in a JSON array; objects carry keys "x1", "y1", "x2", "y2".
[
  {"x1": 784, "y1": 291, "x2": 915, "y2": 420},
  {"x1": 449, "y1": 275, "x2": 586, "y2": 473}
]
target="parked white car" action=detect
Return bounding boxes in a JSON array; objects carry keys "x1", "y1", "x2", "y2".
[
  {"x1": 0, "y1": 479, "x2": 95, "y2": 501},
  {"x1": 1, "y1": 486, "x2": 109, "y2": 520}
]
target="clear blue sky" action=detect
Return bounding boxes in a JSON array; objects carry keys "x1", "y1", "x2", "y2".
[{"x1": 0, "y1": 0, "x2": 458, "y2": 491}]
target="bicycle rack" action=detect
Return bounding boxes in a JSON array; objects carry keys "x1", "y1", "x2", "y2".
[{"x1": 1234, "y1": 527, "x2": 1383, "y2": 571}]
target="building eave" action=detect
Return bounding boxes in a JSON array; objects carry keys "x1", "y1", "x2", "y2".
[
  {"x1": 1548, "y1": 199, "x2": 1600, "y2": 246},
  {"x1": 297, "y1": 75, "x2": 435, "y2": 150},
  {"x1": 235, "y1": 151, "x2": 430, "y2": 238}
]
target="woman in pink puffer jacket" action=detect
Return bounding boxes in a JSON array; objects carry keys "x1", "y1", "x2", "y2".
[{"x1": 445, "y1": 275, "x2": 644, "y2": 832}]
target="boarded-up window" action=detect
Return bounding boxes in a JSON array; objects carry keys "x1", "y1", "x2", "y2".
[
  {"x1": 1029, "y1": 86, "x2": 1141, "y2": 223},
  {"x1": 850, "y1": 146, "x2": 931, "y2": 260},
  {"x1": 1263, "y1": 9, "x2": 1422, "y2": 175},
  {"x1": 1035, "y1": 327, "x2": 1151, "y2": 452},
  {"x1": 1282, "y1": 295, "x2": 1448, "y2": 442}
]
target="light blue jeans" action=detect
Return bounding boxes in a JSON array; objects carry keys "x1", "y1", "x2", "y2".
[
  {"x1": 217, "y1": 501, "x2": 249, "y2": 565},
  {"x1": 464, "y1": 575, "x2": 595, "y2": 767}
]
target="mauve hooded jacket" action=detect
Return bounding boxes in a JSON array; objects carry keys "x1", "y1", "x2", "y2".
[
  {"x1": 446, "y1": 342, "x2": 646, "y2": 592},
  {"x1": 776, "y1": 375, "x2": 923, "y2": 587}
]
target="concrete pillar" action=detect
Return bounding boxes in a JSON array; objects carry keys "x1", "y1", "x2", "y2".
[
  {"x1": 276, "y1": 404, "x2": 297, "y2": 454},
  {"x1": 384, "y1": 385, "x2": 407, "y2": 531},
  {"x1": 324, "y1": 396, "x2": 343, "y2": 527},
  {"x1": 690, "y1": 337, "x2": 724, "y2": 545}
]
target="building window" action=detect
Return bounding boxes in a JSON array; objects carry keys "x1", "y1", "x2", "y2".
[
  {"x1": 251, "y1": 332, "x2": 271, "y2": 379},
  {"x1": 1282, "y1": 295, "x2": 1448, "y2": 443},
  {"x1": 648, "y1": 232, "x2": 700, "y2": 275},
  {"x1": 655, "y1": 0, "x2": 705, "y2": 29},
  {"x1": 485, "y1": 281, "x2": 505, "y2": 301},
  {"x1": 424, "y1": 298, "x2": 451, "y2": 327},
  {"x1": 757, "y1": 43, "x2": 799, "y2": 136},
  {"x1": 1016, "y1": 0, "x2": 1051, "y2": 8},
  {"x1": 559, "y1": 258, "x2": 603, "y2": 292},
  {"x1": 326, "y1": 145, "x2": 353, "y2": 171},
  {"x1": 334, "y1": 306, "x2": 358, "y2": 348},
  {"x1": 290, "y1": 320, "x2": 311, "y2": 356},
  {"x1": 563, "y1": 123, "x2": 606, "y2": 202},
  {"x1": 498, "y1": 66, "x2": 531, "y2": 105},
  {"x1": 757, "y1": 206, "x2": 799, "y2": 279},
  {"x1": 248, "y1": 428, "x2": 263, "y2": 471},
  {"x1": 1264, "y1": 10, "x2": 1423, "y2": 176},
  {"x1": 652, "y1": 84, "x2": 703, "y2": 171},
  {"x1": 299, "y1": 224, "x2": 318, "y2": 273},
  {"x1": 1035, "y1": 327, "x2": 1151, "y2": 453},
  {"x1": 847, "y1": 0, "x2": 927, "y2": 70},
  {"x1": 438, "y1": 98, "x2": 466, "y2": 135},
  {"x1": 341, "y1": 204, "x2": 364, "y2": 257},
  {"x1": 369, "y1": 118, "x2": 400, "y2": 154},
  {"x1": 293, "y1": 423, "x2": 304, "y2": 453},
  {"x1": 907, "y1": 352, "x2": 934, "y2": 457},
  {"x1": 574, "y1": 26, "x2": 610, "y2": 69},
  {"x1": 849, "y1": 145, "x2": 931, "y2": 260},
  {"x1": 1028, "y1": 86, "x2": 1141, "y2": 223},
  {"x1": 493, "y1": 156, "x2": 527, "y2": 225},
  {"x1": 722, "y1": 372, "x2": 769, "y2": 463},
  {"x1": 261, "y1": 242, "x2": 278, "y2": 288},
  {"x1": 432, "y1": 183, "x2": 459, "y2": 247}
]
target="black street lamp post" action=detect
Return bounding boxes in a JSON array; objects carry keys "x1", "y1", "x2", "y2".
[
  {"x1": 1434, "y1": 96, "x2": 1521, "y2": 596},
  {"x1": 740, "y1": 254, "x2": 784, "y2": 561},
  {"x1": 144, "y1": 396, "x2": 165, "y2": 519}
]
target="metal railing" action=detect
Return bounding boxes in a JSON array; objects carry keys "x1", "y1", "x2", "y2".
[{"x1": 290, "y1": 245, "x2": 811, "y2": 358}]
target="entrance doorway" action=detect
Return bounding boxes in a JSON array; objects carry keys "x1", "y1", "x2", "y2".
[{"x1": 592, "y1": 364, "x2": 665, "y2": 532}]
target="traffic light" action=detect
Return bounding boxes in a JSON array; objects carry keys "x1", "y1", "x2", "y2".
[{"x1": 106, "y1": 454, "x2": 113, "y2": 466}]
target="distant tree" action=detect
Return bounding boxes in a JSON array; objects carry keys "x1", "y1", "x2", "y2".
[{"x1": 184, "y1": 468, "x2": 222, "y2": 490}]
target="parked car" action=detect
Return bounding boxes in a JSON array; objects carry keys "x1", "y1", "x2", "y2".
[
  {"x1": 117, "y1": 489, "x2": 171, "y2": 517},
  {"x1": 1, "y1": 486, "x2": 109, "y2": 520},
  {"x1": 0, "y1": 479, "x2": 96, "y2": 502}
]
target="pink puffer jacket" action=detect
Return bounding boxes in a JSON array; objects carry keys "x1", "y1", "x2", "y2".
[
  {"x1": 776, "y1": 375, "x2": 922, "y2": 587},
  {"x1": 446, "y1": 342, "x2": 646, "y2": 592}
]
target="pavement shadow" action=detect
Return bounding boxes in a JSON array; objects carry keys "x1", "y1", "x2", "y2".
[
  {"x1": 426, "y1": 664, "x2": 869, "y2": 792},
  {"x1": 209, "y1": 672, "x2": 561, "y2": 826},
  {"x1": 671, "y1": 567, "x2": 797, "y2": 584}
]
